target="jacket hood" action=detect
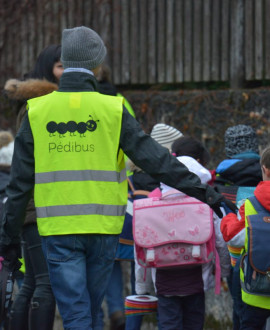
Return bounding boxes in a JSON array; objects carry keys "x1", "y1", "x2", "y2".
[
  {"x1": 176, "y1": 156, "x2": 211, "y2": 184},
  {"x1": 4, "y1": 78, "x2": 58, "y2": 101},
  {"x1": 160, "y1": 156, "x2": 211, "y2": 193},
  {"x1": 254, "y1": 181, "x2": 270, "y2": 211},
  {"x1": 215, "y1": 158, "x2": 262, "y2": 186}
]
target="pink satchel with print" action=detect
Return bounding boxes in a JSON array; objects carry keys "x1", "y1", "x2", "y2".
[{"x1": 133, "y1": 189, "x2": 221, "y2": 293}]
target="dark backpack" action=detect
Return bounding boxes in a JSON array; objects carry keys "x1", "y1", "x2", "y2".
[{"x1": 241, "y1": 196, "x2": 270, "y2": 296}]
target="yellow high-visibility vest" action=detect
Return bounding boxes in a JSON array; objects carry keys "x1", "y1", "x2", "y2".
[
  {"x1": 28, "y1": 91, "x2": 127, "y2": 236},
  {"x1": 116, "y1": 93, "x2": 136, "y2": 177}
]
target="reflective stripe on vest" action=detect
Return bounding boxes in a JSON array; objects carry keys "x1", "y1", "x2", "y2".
[
  {"x1": 28, "y1": 91, "x2": 127, "y2": 236},
  {"x1": 36, "y1": 203, "x2": 127, "y2": 218},
  {"x1": 240, "y1": 199, "x2": 270, "y2": 309},
  {"x1": 35, "y1": 168, "x2": 127, "y2": 184}
]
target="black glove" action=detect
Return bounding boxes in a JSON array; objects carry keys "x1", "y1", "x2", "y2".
[
  {"x1": 214, "y1": 198, "x2": 238, "y2": 217},
  {"x1": 205, "y1": 185, "x2": 238, "y2": 218},
  {"x1": 211, "y1": 203, "x2": 223, "y2": 218},
  {"x1": 0, "y1": 244, "x2": 21, "y2": 266}
]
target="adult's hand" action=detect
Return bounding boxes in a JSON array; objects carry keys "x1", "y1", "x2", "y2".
[{"x1": 205, "y1": 185, "x2": 238, "y2": 217}]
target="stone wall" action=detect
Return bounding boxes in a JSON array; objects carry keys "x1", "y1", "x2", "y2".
[{"x1": 121, "y1": 87, "x2": 270, "y2": 168}]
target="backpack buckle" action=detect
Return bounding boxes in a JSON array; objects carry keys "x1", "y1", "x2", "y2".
[{"x1": 263, "y1": 216, "x2": 270, "y2": 223}]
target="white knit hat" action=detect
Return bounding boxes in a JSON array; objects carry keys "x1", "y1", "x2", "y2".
[{"x1": 150, "y1": 123, "x2": 183, "y2": 149}]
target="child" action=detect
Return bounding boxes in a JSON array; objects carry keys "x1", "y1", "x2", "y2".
[
  {"x1": 131, "y1": 123, "x2": 183, "y2": 330},
  {"x1": 153, "y1": 136, "x2": 230, "y2": 330},
  {"x1": 221, "y1": 146, "x2": 270, "y2": 329},
  {"x1": 215, "y1": 125, "x2": 262, "y2": 187},
  {"x1": 216, "y1": 124, "x2": 262, "y2": 329}
]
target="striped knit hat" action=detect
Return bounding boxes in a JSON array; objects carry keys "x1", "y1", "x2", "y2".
[{"x1": 150, "y1": 123, "x2": 183, "y2": 149}]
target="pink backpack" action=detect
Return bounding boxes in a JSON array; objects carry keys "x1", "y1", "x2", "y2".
[{"x1": 133, "y1": 189, "x2": 221, "y2": 293}]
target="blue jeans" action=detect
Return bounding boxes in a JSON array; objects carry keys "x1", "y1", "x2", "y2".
[
  {"x1": 42, "y1": 233, "x2": 119, "y2": 330},
  {"x1": 157, "y1": 292, "x2": 205, "y2": 330},
  {"x1": 95, "y1": 260, "x2": 125, "y2": 329},
  {"x1": 104, "y1": 260, "x2": 125, "y2": 316},
  {"x1": 231, "y1": 259, "x2": 244, "y2": 330}
]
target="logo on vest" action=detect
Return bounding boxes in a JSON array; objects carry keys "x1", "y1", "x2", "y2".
[
  {"x1": 46, "y1": 115, "x2": 98, "y2": 153},
  {"x1": 46, "y1": 115, "x2": 99, "y2": 137}
]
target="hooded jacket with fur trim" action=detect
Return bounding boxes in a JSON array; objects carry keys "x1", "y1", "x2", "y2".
[
  {"x1": 4, "y1": 78, "x2": 58, "y2": 226},
  {"x1": 4, "y1": 78, "x2": 58, "y2": 131}
]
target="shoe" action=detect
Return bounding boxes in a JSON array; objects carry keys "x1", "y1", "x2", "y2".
[
  {"x1": 110, "y1": 311, "x2": 125, "y2": 330},
  {"x1": 29, "y1": 298, "x2": 55, "y2": 330}
]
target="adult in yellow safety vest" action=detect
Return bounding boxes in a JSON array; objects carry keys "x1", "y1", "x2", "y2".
[{"x1": 0, "y1": 26, "x2": 236, "y2": 330}]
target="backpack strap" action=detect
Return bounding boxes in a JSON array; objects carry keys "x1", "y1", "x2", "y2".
[
  {"x1": 214, "y1": 248, "x2": 221, "y2": 294},
  {"x1": 132, "y1": 190, "x2": 150, "y2": 197},
  {"x1": 127, "y1": 176, "x2": 150, "y2": 199},
  {"x1": 212, "y1": 227, "x2": 221, "y2": 294},
  {"x1": 127, "y1": 177, "x2": 135, "y2": 193},
  {"x1": 215, "y1": 185, "x2": 238, "y2": 204},
  {"x1": 248, "y1": 196, "x2": 267, "y2": 213}
]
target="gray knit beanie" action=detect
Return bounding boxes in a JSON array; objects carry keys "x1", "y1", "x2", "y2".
[
  {"x1": 224, "y1": 124, "x2": 259, "y2": 157},
  {"x1": 150, "y1": 123, "x2": 183, "y2": 150},
  {"x1": 61, "y1": 26, "x2": 107, "y2": 70}
]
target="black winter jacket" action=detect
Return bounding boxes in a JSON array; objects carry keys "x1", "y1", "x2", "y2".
[
  {"x1": 215, "y1": 158, "x2": 262, "y2": 187},
  {"x1": 0, "y1": 167, "x2": 10, "y2": 195}
]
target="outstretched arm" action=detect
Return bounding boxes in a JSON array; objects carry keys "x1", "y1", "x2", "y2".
[{"x1": 120, "y1": 108, "x2": 236, "y2": 217}]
